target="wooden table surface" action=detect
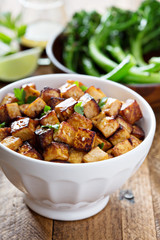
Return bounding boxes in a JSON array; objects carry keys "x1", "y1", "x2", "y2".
[{"x1": 1, "y1": 0, "x2": 160, "y2": 239}]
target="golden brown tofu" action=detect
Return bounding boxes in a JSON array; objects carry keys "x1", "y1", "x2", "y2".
[
  {"x1": 43, "y1": 142, "x2": 69, "y2": 161},
  {"x1": 60, "y1": 83, "x2": 84, "y2": 100},
  {"x1": 79, "y1": 93, "x2": 100, "y2": 119},
  {"x1": 1, "y1": 93, "x2": 17, "y2": 105},
  {"x1": 68, "y1": 148, "x2": 85, "y2": 163},
  {"x1": 120, "y1": 99, "x2": 143, "y2": 124},
  {"x1": 19, "y1": 104, "x2": 30, "y2": 115},
  {"x1": 11, "y1": 117, "x2": 36, "y2": 141},
  {"x1": 83, "y1": 147, "x2": 109, "y2": 163},
  {"x1": 22, "y1": 84, "x2": 40, "y2": 100},
  {"x1": 35, "y1": 128, "x2": 53, "y2": 149},
  {"x1": 6, "y1": 103, "x2": 21, "y2": 120},
  {"x1": 116, "y1": 116, "x2": 132, "y2": 133},
  {"x1": 47, "y1": 97, "x2": 65, "y2": 109},
  {"x1": 55, "y1": 97, "x2": 77, "y2": 121},
  {"x1": 129, "y1": 135, "x2": 142, "y2": 148},
  {"x1": 1, "y1": 136, "x2": 22, "y2": 151},
  {"x1": 91, "y1": 111, "x2": 106, "y2": 127},
  {"x1": 85, "y1": 86, "x2": 106, "y2": 101},
  {"x1": 97, "y1": 116, "x2": 119, "y2": 138},
  {"x1": 40, "y1": 87, "x2": 61, "y2": 103},
  {"x1": 53, "y1": 121, "x2": 76, "y2": 146},
  {"x1": 73, "y1": 128, "x2": 96, "y2": 152},
  {"x1": 131, "y1": 125, "x2": 145, "y2": 140},
  {"x1": 112, "y1": 139, "x2": 133, "y2": 157},
  {"x1": 102, "y1": 97, "x2": 122, "y2": 117},
  {"x1": 24, "y1": 97, "x2": 46, "y2": 118},
  {"x1": 0, "y1": 105, "x2": 9, "y2": 123},
  {"x1": 0, "y1": 127, "x2": 11, "y2": 141},
  {"x1": 18, "y1": 141, "x2": 42, "y2": 159},
  {"x1": 40, "y1": 110, "x2": 59, "y2": 126},
  {"x1": 67, "y1": 112, "x2": 93, "y2": 130},
  {"x1": 109, "y1": 125, "x2": 130, "y2": 146},
  {"x1": 94, "y1": 133, "x2": 112, "y2": 151}
]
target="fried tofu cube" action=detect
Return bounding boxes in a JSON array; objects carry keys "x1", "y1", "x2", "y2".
[
  {"x1": 116, "y1": 116, "x2": 132, "y2": 133},
  {"x1": 1, "y1": 136, "x2": 22, "y2": 151},
  {"x1": 79, "y1": 93, "x2": 100, "y2": 119},
  {"x1": 60, "y1": 83, "x2": 84, "y2": 100},
  {"x1": 0, "y1": 127, "x2": 11, "y2": 141},
  {"x1": 1, "y1": 93, "x2": 17, "y2": 105},
  {"x1": 85, "y1": 86, "x2": 106, "y2": 101},
  {"x1": 67, "y1": 112, "x2": 93, "y2": 130},
  {"x1": 83, "y1": 147, "x2": 109, "y2": 163},
  {"x1": 55, "y1": 97, "x2": 77, "y2": 121},
  {"x1": 40, "y1": 87, "x2": 61, "y2": 103},
  {"x1": 120, "y1": 99, "x2": 143, "y2": 124},
  {"x1": 35, "y1": 128, "x2": 53, "y2": 149},
  {"x1": 18, "y1": 141, "x2": 42, "y2": 159},
  {"x1": 43, "y1": 142, "x2": 69, "y2": 161},
  {"x1": 40, "y1": 110, "x2": 59, "y2": 126},
  {"x1": 24, "y1": 97, "x2": 46, "y2": 118},
  {"x1": 22, "y1": 84, "x2": 40, "y2": 100},
  {"x1": 53, "y1": 121, "x2": 76, "y2": 146},
  {"x1": 97, "y1": 116, "x2": 119, "y2": 138},
  {"x1": 131, "y1": 125, "x2": 145, "y2": 140},
  {"x1": 47, "y1": 97, "x2": 65, "y2": 109},
  {"x1": 112, "y1": 139, "x2": 133, "y2": 157},
  {"x1": 91, "y1": 111, "x2": 106, "y2": 127},
  {"x1": 109, "y1": 125, "x2": 130, "y2": 146},
  {"x1": 73, "y1": 128, "x2": 96, "y2": 152},
  {"x1": 6, "y1": 103, "x2": 21, "y2": 120},
  {"x1": 0, "y1": 105, "x2": 9, "y2": 123},
  {"x1": 11, "y1": 117, "x2": 36, "y2": 141},
  {"x1": 129, "y1": 135, "x2": 142, "y2": 148},
  {"x1": 19, "y1": 104, "x2": 30, "y2": 115},
  {"x1": 68, "y1": 148, "x2": 85, "y2": 163},
  {"x1": 94, "y1": 133, "x2": 112, "y2": 151},
  {"x1": 102, "y1": 97, "x2": 122, "y2": 117}
]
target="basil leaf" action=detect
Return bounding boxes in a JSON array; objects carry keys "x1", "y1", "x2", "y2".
[
  {"x1": 74, "y1": 81, "x2": 79, "y2": 87},
  {"x1": 0, "y1": 32, "x2": 12, "y2": 44},
  {"x1": 74, "y1": 102, "x2": 84, "y2": 115},
  {"x1": 41, "y1": 105, "x2": 51, "y2": 117},
  {"x1": 26, "y1": 96, "x2": 37, "y2": 104},
  {"x1": 17, "y1": 25, "x2": 27, "y2": 38},
  {"x1": 41, "y1": 123, "x2": 60, "y2": 132},
  {"x1": 14, "y1": 88, "x2": 26, "y2": 105},
  {"x1": 98, "y1": 142, "x2": 104, "y2": 149},
  {"x1": 0, "y1": 122, "x2": 6, "y2": 128},
  {"x1": 98, "y1": 97, "x2": 108, "y2": 109},
  {"x1": 80, "y1": 85, "x2": 88, "y2": 92}
]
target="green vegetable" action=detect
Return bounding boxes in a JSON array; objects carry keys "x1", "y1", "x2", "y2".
[
  {"x1": 98, "y1": 142, "x2": 104, "y2": 149},
  {"x1": 74, "y1": 102, "x2": 84, "y2": 115},
  {"x1": 41, "y1": 105, "x2": 51, "y2": 117},
  {"x1": 26, "y1": 96, "x2": 37, "y2": 104},
  {"x1": 62, "y1": 0, "x2": 160, "y2": 84},
  {"x1": 80, "y1": 85, "x2": 88, "y2": 92},
  {"x1": 41, "y1": 124, "x2": 60, "y2": 132},
  {"x1": 14, "y1": 88, "x2": 26, "y2": 105},
  {"x1": 0, "y1": 122, "x2": 6, "y2": 128},
  {"x1": 98, "y1": 97, "x2": 108, "y2": 108}
]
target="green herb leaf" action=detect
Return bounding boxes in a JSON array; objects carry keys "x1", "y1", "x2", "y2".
[
  {"x1": 98, "y1": 142, "x2": 104, "y2": 149},
  {"x1": 74, "y1": 81, "x2": 79, "y2": 87},
  {"x1": 41, "y1": 123, "x2": 60, "y2": 132},
  {"x1": 17, "y1": 25, "x2": 27, "y2": 38},
  {"x1": 98, "y1": 97, "x2": 108, "y2": 109},
  {"x1": 14, "y1": 88, "x2": 26, "y2": 105},
  {"x1": 41, "y1": 105, "x2": 51, "y2": 117},
  {"x1": 80, "y1": 85, "x2": 88, "y2": 92},
  {"x1": 26, "y1": 96, "x2": 37, "y2": 104},
  {"x1": 0, "y1": 32, "x2": 12, "y2": 44},
  {"x1": 74, "y1": 102, "x2": 84, "y2": 115},
  {"x1": 0, "y1": 122, "x2": 6, "y2": 128}
]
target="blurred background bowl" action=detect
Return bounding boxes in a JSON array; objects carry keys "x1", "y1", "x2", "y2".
[{"x1": 46, "y1": 32, "x2": 160, "y2": 109}]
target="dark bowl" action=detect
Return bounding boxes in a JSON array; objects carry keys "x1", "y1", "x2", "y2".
[{"x1": 46, "y1": 32, "x2": 160, "y2": 109}]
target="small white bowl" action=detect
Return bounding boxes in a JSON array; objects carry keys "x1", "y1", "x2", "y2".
[{"x1": 0, "y1": 74, "x2": 156, "y2": 221}]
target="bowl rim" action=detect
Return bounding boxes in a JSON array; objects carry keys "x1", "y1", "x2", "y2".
[
  {"x1": 0, "y1": 74, "x2": 156, "y2": 168},
  {"x1": 46, "y1": 31, "x2": 160, "y2": 88}
]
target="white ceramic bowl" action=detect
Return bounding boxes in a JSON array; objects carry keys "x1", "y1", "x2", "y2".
[{"x1": 0, "y1": 74, "x2": 156, "y2": 221}]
